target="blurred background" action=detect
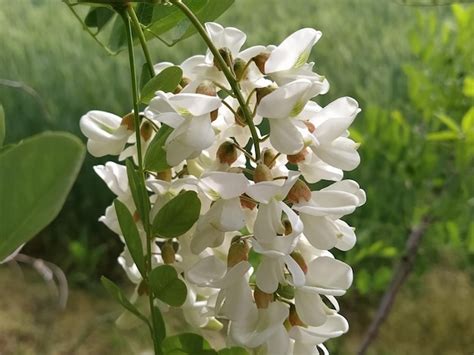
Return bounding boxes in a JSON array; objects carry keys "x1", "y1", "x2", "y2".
[{"x1": 0, "y1": 0, "x2": 473, "y2": 354}]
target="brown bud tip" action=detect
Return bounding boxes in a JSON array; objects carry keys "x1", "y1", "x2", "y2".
[
  {"x1": 256, "y1": 86, "x2": 276, "y2": 105},
  {"x1": 233, "y1": 58, "x2": 248, "y2": 81},
  {"x1": 133, "y1": 210, "x2": 141, "y2": 222},
  {"x1": 304, "y1": 121, "x2": 316, "y2": 133},
  {"x1": 196, "y1": 80, "x2": 217, "y2": 97},
  {"x1": 286, "y1": 179, "x2": 312, "y2": 204},
  {"x1": 160, "y1": 240, "x2": 176, "y2": 265},
  {"x1": 137, "y1": 280, "x2": 149, "y2": 296},
  {"x1": 180, "y1": 77, "x2": 191, "y2": 88},
  {"x1": 140, "y1": 121, "x2": 154, "y2": 142},
  {"x1": 157, "y1": 169, "x2": 172, "y2": 182},
  {"x1": 240, "y1": 195, "x2": 257, "y2": 210},
  {"x1": 210, "y1": 109, "x2": 219, "y2": 122},
  {"x1": 254, "y1": 164, "x2": 273, "y2": 183},
  {"x1": 214, "y1": 47, "x2": 233, "y2": 71},
  {"x1": 263, "y1": 149, "x2": 278, "y2": 169},
  {"x1": 252, "y1": 52, "x2": 271, "y2": 74},
  {"x1": 254, "y1": 286, "x2": 274, "y2": 309},
  {"x1": 121, "y1": 112, "x2": 135, "y2": 131},
  {"x1": 290, "y1": 252, "x2": 308, "y2": 274},
  {"x1": 216, "y1": 141, "x2": 238, "y2": 166},
  {"x1": 289, "y1": 304, "x2": 306, "y2": 327},
  {"x1": 283, "y1": 219, "x2": 293, "y2": 235},
  {"x1": 227, "y1": 239, "x2": 249, "y2": 267},
  {"x1": 287, "y1": 148, "x2": 308, "y2": 164},
  {"x1": 234, "y1": 107, "x2": 247, "y2": 127}
]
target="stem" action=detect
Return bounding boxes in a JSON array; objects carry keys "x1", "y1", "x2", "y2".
[
  {"x1": 170, "y1": 0, "x2": 262, "y2": 161},
  {"x1": 121, "y1": 9, "x2": 161, "y2": 355},
  {"x1": 128, "y1": 6, "x2": 155, "y2": 78}
]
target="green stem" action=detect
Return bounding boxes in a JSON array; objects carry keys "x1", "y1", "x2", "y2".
[
  {"x1": 128, "y1": 6, "x2": 155, "y2": 78},
  {"x1": 170, "y1": 0, "x2": 262, "y2": 161},
  {"x1": 121, "y1": 9, "x2": 161, "y2": 355}
]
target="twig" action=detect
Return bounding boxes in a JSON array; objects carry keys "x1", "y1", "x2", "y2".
[{"x1": 357, "y1": 217, "x2": 431, "y2": 355}]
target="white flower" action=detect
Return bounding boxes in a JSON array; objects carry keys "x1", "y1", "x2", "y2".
[
  {"x1": 80, "y1": 110, "x2": 133, "y2": 157},
  {"x1": 145, "y1": 91, "x2": 221, "y2": 166}
]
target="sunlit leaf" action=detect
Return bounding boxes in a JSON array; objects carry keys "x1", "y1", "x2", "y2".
[
  {"x1": 140, "y1": 66, "x2": 183, "y2": 104},
  {"x1": 144, "y1": 124, "x2": 173, "y2": 172},
  {"x1": 149, "y1": 265, "x2": 187, "y2": 307}
]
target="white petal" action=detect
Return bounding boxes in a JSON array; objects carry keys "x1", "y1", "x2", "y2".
[
  {"x1": 306, "y1": 256, "x2": 353, "y2": 292},
  {"x1": 301, "y1": 215, "x2": 338, "y2": 250},
  {"x1": 334, "y1": 220, "x2": 357, "y2": 251},
  {"x1": 317, "y1": 137, "x2": 360, "y2": 171},
  {"x1": 186, "y1": 255, "x2": 227, "y2": 287},
  {"x1": 269, "y1": 119, "x2": 305, "y2": 155},
  {"x1": 294, "y1": 288, "x2": 327, "y2": 327},
  {"x1": 168, "y1": 93, "x2": 221, "y2": 116},
  {"x1": 256, "y1": 256, "x2": 283, "y2": 293},
  {"x1": 200, "y1": 172, "x2": 249, "y2": 199}
]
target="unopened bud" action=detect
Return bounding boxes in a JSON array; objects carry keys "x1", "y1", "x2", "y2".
[
  {"x1": 160, "y1": 240, "x2": 176, "y2": 264},
  {"x1": 304, "y1": 121, "x2": 316, "y2": 133},
  {"x1": 214, "y1": 47, "x2": 233, "y2": 71},
  {"x1": 263, "y1": 149, "x2": 278, "y2": 169},
  {"x1": 240, "y1": 195, "x2": 257, "y2": 210},
  {"x1": 283, "y1": 219, "x2": 293, "y2": 235},
  {"x1": 234, "y1": 107, "x2": 247, "y2": 126},
  {"x1": 256, "y1": 86, "x2": 276, "y2": 104},
  {"x1": 140, "y1": 121, "x2": 153, "y2": 142},
  {"x1": 290, "y1": 252, "x2": 308, "y2": 274},
  {"x1": 133, "y1": 210, "x2": 141, "y2": 222},
  {"x1": 287, "y1": 148, "x2": 309, "y2": 164},
  {"x1": 121, "y1": 112, "x2": 135, "y2": 131},
  {"x1": 210, "y1": 110, "x2": 219, "y2": 122},
  {"x1": 254, "y1": 164, "x2": 273, "y2": 183},
  {"x1": 137, "y1": 280, "x2": 149, "y2": 296},
  {"x1": 233, "y1": 58, "x2": 248, "y2": 81},
  {"x1": 216, "y1": 141, "x2": 238, "y2": 165},
  {"x1": 196, "y1": 80, "x2": 217, "y2": 97},
  {"x1": 289, "y1": 304, "x2": 306, "y2": 327},
  {"x1": 157, "y1": 169, "x2": 172, "y2": 182},
  {"x1": 286, "y1": 180, "x2": 312, "y2": 204},
  {"x1": 227, "y1": 239, "x2": 249, "y2": 267},
  {"x1": 252, "y1": 52, "x2": 270, "y2": 74},
  {"x1": 180, "y1": 77, "x2": 191, "y2": 88},
  {"x1": 254, "y1": 286, "x2": 273, "y2": 309}
]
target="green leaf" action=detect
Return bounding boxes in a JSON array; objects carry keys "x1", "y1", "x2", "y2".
[
  {"x1": 152, "y1": 191, "x2": 201, "y2": 238},
  {"x1": 152, "y1": 305, "x2": 166, "y2": 343},
  {"x1": 113, "y1": 199, "x2": 146, "y2": 277},
  {"x1": 149, "y1": 265, "x2": 187, "y2": 307},
  {"x1": 0, "y1": 132, "x2": 85, "y2": 261},
  {"x1": 0, "y1": 104, "x2": 4, "y2": 146},
  {"x1": 101, "y1": 276, "x2": 149, "y2": 325},
  {"x1": 140, "y1": 66, "x2": 183, "y2": 104},
  {"x1": 461, "y1": 107, "x2": 474, "y2": 134},
  {"x1": 161, "y1": 333, "x2": 215, "y2": 355},
  {"x1": 436, "y1": 113, "x2": 460, "y2": 132},
  {"x1": 144, "y1": 124, "x2": 173, "y2": 172},
  {"x1": 463, "y1": 76, "x2": 474, "y2": 98},
  {"x1": 125, "y1": 159, "x2": 150, "y2": 226},
  {"x1": 426, "y1": 130, "x2": 460, "y2": 141},
  {"x1": 84, "y1": 6, "x2": 115, "y2": 31},
  {"x1": 140, "y1": 62, "x2": 153, "y2": 90},
  {"x1": 218, "y1": 347, "x2": 249, "y2": 355}
]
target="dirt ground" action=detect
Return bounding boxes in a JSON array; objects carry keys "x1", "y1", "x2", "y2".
[{"x1": 0, "y1": 262, "x2": 473, "y2": 355}]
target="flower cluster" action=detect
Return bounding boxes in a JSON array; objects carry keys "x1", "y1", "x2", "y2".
[{"x1": 81, "y1": 22, "x2": 365, "y2": 354}]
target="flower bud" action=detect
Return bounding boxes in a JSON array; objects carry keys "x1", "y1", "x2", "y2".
[
  {"x1": 133, "y1": 210, "x2": 141, "y2": 222},
  {"x1": 160, "y1": 240, "x2": 176, "y2": 264},
  {"x1": 254, "y1": 164, "x2": 273, "y2": 183},
  {"x1": 196, "y1": 80, "x2": 217, "y2": 97},
  {"x1": 121, "y1": 112, "x2": 135, "y2": 131},
  {"x1": 227, "y1": 239, "x2": 249, "y2": 267},
  {"x1": 216, "y1": 141, "x2": 238, "y2": 165},
  {"x1": 233, "y1": 58, "x2": 248, "y2": 81},
  {"x1": 252, "y1": 52, "x2": 270, "y2": 74},
  {"x1": 214, "y1": 47, "x2": 233, "y2": 71},
  {"x1": 157, "y1": 169, "x2": 172, "y2": 182},
  {"x1": 287, "y1": 148, "x2": 308, "y2": 164},
  {"x1": 286, "y1": 179, "x2": 312, "y2": 204},
  {"x1": 256, "y1": 86, "x2": 276, "y2": 105},
  {"x1": 288, "y1": 304, "x2": 306, "y2": 327},
  {"x1": 180, "y1": 77, "x2": 191, "y2": 88},
  {"x1": 304, "y1": 121, "x2": 316, "y2": 133},
  {"x1": 234, "y1": 107, "x2": 247, "y2": 126},
  {"x1": 290, "y1": 252, "x2": 308, "y2": 274},
  {"x1": 240, "y1": 195, "x2": 257, "y2": 210},
  {"x1": 140, "y1": 121, "x2": 154, "y2": 142},
  {"x1": 283, "y1": 219, "x2": 293, "y2": 235},
  {"x1": 263, "y1": 149, "x2": 278, "y2": 169},
  {"x1": 254, "y1": 286, "x2": 273, "y2": 309}
]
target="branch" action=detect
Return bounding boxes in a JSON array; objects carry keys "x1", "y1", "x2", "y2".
[{"x1": 357, "y1": 216, "x2": 431, "y2": 355}]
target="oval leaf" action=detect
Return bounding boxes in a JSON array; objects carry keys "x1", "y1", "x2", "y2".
[
  {"x1": 152, "y1": 190, "x2": 200, "y2": 238},
  {"x1": 114, "y1": 199, "x2": 146, "y2": 277},
  {"x1": 149, "y1": 265, "x2": 187, "y2": 307},
  {"x1": 144, "y1": 124, "x2": 173, "y2": 173},
  {"x1": 161, "y1": 333, "x2": 215, "y2": 355},
  {"x1": 0, "y1": 132, "x2": 85, "y2": 261},
  {"x1": 140, "y1": 66, "x2": 183, "y2": 104}
]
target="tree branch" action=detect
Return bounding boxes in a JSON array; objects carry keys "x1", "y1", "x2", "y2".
[{"x1": 357, "y1": 216, "x2": 431, "y2": 355}]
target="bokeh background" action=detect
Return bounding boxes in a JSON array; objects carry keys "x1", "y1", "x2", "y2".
[{"x1": 1, "y1": 0, "x2": 473, "y2": 354}]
